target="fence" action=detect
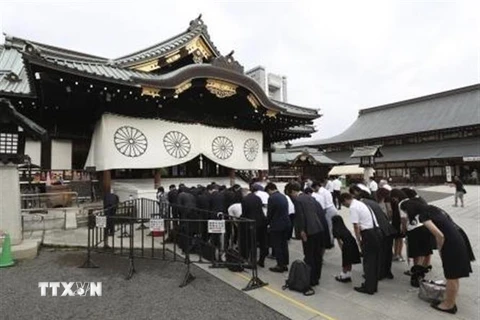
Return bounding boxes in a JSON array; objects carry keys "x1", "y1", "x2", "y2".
[{"x1": 79, "y1": 198, "x2": 268, "y2": 291}]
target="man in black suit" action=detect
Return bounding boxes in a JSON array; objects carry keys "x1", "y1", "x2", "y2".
[
  {"x1": 288, "y1": 182, "x2": 330, "y2": 286},
  {"x1": 103, "y1": 192, "x2": 119, "y2": 237},
  {"x1": 265, "y1": 183, "x2": 291, "y2": 272},
  {"x1": 362, "y1": 198, "x2": 396, "y2": 280},
  {"x1": 177, "y1": 186, "x2": 197, "y2": 252},
  {"x1": 241, "y1": 187, "x2": 268, "y2": 267},
  {"x1": 166, "y1": 184, "x2": 179, "y2": 243}
]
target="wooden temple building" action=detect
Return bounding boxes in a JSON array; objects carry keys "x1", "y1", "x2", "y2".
[
  {"x1": 305, "y1": 84, "x2": 480, "y2": 184},
  {"x1": 0, "y1": 15, "x2": 319, "y2": 197}
]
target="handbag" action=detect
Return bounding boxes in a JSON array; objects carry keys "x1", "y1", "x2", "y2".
[{"x1": 418, "y1": 280, "x2": 446, "y2": 303}]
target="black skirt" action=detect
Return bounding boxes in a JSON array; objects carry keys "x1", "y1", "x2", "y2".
[
  {"x1": 341, "y1": 237, "x2": 361, "y2": 267},
  {"x1": 441, "y1": 235, "x2": 472, "y2": 279},
  {"x1": 406, "y1": 226, "x2": 433, "y2": 258}
]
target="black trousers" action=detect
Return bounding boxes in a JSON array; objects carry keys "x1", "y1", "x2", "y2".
[
  {"x1": 257, "y1": 225, "x2": 268, "y2": 263},
  {"x1": 333, "y1": 191, "x2": 341, "y2": 209},
  {"x1": 379, "y1": 235, "x2": 394, "y2": 279},
  {"x1": 302, "y1": 232, "x2": 324, "y2": 285},
  {"x1": 288, "y1": 214, "x2": 296, "y2": 239},
  {"x1": 361, "y1": 229, "x2": 382, "y2": 293},
  {"x1": 271, "y1": 229, "x2": 289, "y2": 267}
]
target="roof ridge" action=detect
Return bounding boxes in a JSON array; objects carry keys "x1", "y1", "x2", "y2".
[
  {"x1": 359, "y1": 84, "x2": 480, "y2": 115},
  {"x1": 113, "y1": 14, "x2": 220, "y2": 66},
  {"x1": 4, "y1": 35, "x2": 109, "y2": 62},
  {"x1": 272, "y1": 99, "x2": 318, "y2": 114}
]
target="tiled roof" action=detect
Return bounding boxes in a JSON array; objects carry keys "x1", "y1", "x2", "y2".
[
  {"x1": 273, "y1": 100, "x2": 319, "y2": 118},
  {"x1": 113, "y1": 15, "x2": 221, "y2": 67},
  {"x1": 325, "y1": 137, "x2": 480, "y2": 164},
  {"x1": 0, "y1": 46, "x2": 32, "y2": 95},
  {"x1": 271, "y1": 148, "x2": 337, "y2": 165},
  {"x1": 307, "y1": 84, "x2": 480, "y2": 146}
]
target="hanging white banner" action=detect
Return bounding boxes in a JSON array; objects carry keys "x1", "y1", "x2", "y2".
[{"x1": 84, "y1": 114, "x2": 266, "y2": 171}]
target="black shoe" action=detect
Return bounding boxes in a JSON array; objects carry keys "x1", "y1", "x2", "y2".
[
  {"x1": 311, "y1": 281, "x2": 319, "y2": 286},
  {"x1": 431, "y1": 303, "x2": 457, "y2": 314},
  {"x1": 354, "y1": 286, "x2": 374, "y2": 295},
  {"x1": 269, "y1": 266, "x2": 285, "y2": 273},
  {"x1": 335, "y1": 276, "x2": 352, "y2": 283},
  {"x1": 283, "y1": 266, "x2": 289, "y2": 272},
  {"x1": 257, "y1": 260, "x2": 265, "y2": 268},
  {"x1": 386, "y1": 273, "x2": 394, "y2": 279}
]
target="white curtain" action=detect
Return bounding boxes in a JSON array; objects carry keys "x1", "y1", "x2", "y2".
[{"x1": 85, "y1": 114, "x2": 267, "y2": 171}]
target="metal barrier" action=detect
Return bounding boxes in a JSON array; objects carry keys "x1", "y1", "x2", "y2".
[{"x1": 79, "y1": 198, "x2": 268, "y2": 291}]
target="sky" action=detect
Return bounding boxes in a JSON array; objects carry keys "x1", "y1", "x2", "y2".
[{"x1": 1, "y1": 1, "x2": 479, "y2": 143}]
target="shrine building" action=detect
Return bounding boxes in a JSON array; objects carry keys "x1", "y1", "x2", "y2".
[{"x1": 0, "y1": 16, "x2": 320, "y2": 197}]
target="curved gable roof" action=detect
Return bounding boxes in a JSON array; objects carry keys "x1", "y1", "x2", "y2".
[
  {"x1": 308, "y1": 84, "x2": 480, "y2": 146},
  {"x1": 113, "y1": 15, "x2": 221, "y2": 67}
]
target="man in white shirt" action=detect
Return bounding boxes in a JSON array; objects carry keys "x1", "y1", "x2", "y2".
[
  {"x1": 312, "y1": 180, "x2": 337, "y2": 247},
  {"x1": 368, "y1": 177, "x2": 378, "y2": 200},
  {"x1": 252, "y1": 183, "x2": 269, "y2": 216},
  {"x1": 332, "y1": 177, "x2": 342, "y2": 210},
  {"x1": 340, "y1": 192, "x2": 382, "y2": 295},
  {"x1": 379, "y1": 179, "x2": 392, "y2": 191},
  {"x1": 326, "y1": 177, "x2": 334, "y2": 193}
]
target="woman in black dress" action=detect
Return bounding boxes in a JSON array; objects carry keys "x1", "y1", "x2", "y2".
[
  {"x1": 400, "y1": 201, "x2": 473, "y2": 314},
  {"x1": 390, "y1": 189, "x2": 408, "y2": 262},
  {"x1": 332, "y1": 215, "x2": 361, "y2": 282},
  {"x1": 401, "y1": 188, "x2": 434, "y2": 271}
]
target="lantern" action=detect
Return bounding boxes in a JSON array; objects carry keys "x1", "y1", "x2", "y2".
[{"x1": 351, "y1": 145, "x2": 383, "y2": 168}]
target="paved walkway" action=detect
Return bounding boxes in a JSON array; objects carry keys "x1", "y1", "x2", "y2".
[{"x1": 24, "y1": 185, "x2": 479, "y2": 320}]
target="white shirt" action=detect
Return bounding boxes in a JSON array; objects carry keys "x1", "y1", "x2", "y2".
[
  {"x1": 333, "y1": 179, "x2": 342, "y2": 191},
  {"x1": 311, "y1": 191, "x2": 322, "y2": 204},
  {"x1": 379, "y1": 180, "x2": 392, "y2": 191},
  {"x1": 314, "y1": 187, "x2": 334, "y2": 209},
  {"x1": 255, "y1": 190, "x2": 269, "y2": 205},
  {"x1": 349, "y1": 199, "x2": 378, "y2": 231},
  {"x1": 357, "y1": 183, "x2": 371, "y2": 194},
  {"x1": 399, "y1": 199, "x2": 423, "y2": 231},
  {"x1": 325, "y1": 180, "x2": 334, "y2": 193},
  {"x1": 255, "y1": 190, "x2": 269, "y2": 216},
  {"x1": 286, "y1": 196, "x2": 295, "y2": 215},
  {"x1": 228, "y1": 203, "x2": 242, "y2": 218},
  {"x1": 369, "y1": 180, "x2": 378, "y2": 192}
]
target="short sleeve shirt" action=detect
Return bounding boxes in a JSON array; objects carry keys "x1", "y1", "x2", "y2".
[{"x1": 349, "y1": 199, "x2": 377, "y2": 230}]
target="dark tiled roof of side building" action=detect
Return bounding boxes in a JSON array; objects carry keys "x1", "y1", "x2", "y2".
[{"x1": 306, "y1": 84, "x2": 480, "y2": 146}]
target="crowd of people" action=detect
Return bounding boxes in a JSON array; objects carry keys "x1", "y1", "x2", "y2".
[{"x1": 155, "y1": 176, "x2": 474, "y2": 315}]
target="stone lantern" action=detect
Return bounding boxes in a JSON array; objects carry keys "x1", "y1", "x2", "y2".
[{"x1": 0, "y1": 98, "x2": 47, "y2": 249}]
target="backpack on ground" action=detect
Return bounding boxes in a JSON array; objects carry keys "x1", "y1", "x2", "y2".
[{"x1": 282, "y1": 260, "x2": 315, "y2": 296}]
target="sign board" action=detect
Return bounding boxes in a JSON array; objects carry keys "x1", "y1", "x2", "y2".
[
  {"x1": 95, "y1": 216, "x2": 107, "y2": 228},
  {"x1": 208, "y1": 220, "x2": 226, "y2": 234},
  {"x1": 463, "y1": 156, "x2": 480, "y2": 162},
  {"x1": 445, "y1": 166, "x2": 452, "y2": 182},
  {"x1": 149, "y1": 219, "x2": 165, "y2": 232}
]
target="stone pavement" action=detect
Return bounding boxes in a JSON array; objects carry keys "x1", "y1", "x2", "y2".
[{"x1": 23, "y1": 185, "x2": 479, "y2": 320}]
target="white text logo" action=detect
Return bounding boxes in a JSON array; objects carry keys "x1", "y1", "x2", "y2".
[{"x1": 38, "y1": 282, "x2": 102, "y2": 296}]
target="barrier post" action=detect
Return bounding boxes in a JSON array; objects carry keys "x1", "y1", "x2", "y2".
[
  {"x1": 242, "y1": 220, "x2": 268, "y2": 291},
  {"x1": 126, "y1": 219, "x2": 136, "y2": 280},
  {"x1": 79, "y1": 213, "x2": 98, "y2": 269},
  {"x1": 180, "y1": 218, "x2": 195, "y2": 287}
]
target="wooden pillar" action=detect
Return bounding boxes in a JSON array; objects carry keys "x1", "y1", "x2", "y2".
[
  {"x1": 229, "y1": 168, "x2": 236, "y2": 186},
  {"x1": 154, "y1": 169, "x2": 162, "y2": 189},
  {"x1": 102, "y1": 170, "x2": 111, "y2": 194}
]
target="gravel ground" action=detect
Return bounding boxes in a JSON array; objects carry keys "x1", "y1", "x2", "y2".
[{"x1": 0, "y1": 249, "x2": 287, "y2": 320}]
